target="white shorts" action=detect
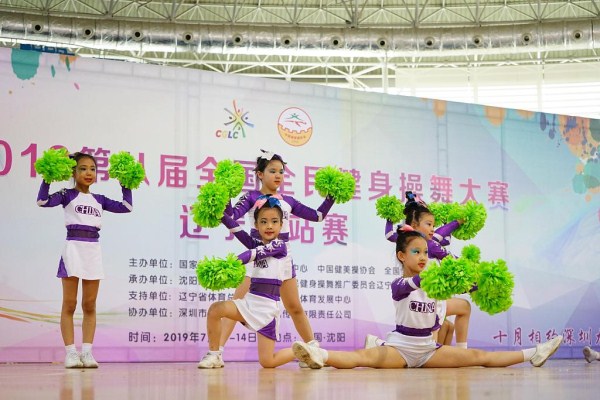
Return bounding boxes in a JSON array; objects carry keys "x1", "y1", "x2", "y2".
[
  {"x1": 58, "y1": 240, "x2": 104, "y2": 280},
  {"x1": 384, "y1": 331, "x2": 439, "y2": 368},
  {"x1": 233, "y1": 293, "x2": 280, "y2": 341}
]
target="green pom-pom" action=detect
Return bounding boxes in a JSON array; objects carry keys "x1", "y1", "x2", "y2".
[
  {"x1": 428, "y1": 202, "x2": 456, "y2": 227},
  {"x1": 314, "y1": 166, "x2": 356, "y2": 204},
  {"x1": 460, "y1": 245, "x2": 481, "y2": 263},
  {"x1": 375, "y1": 195, "x2": 404, "y2": 223},
  {"x1": 420, "y1": 256, "x2": 477, "y2": 300},
  {"x1": 108, "y1": 151, "x2": 146, "y2": 189},
  {"x1": 34, "y1": 148, "x2": 76, "y2": 183},
  {"x1": 190, "y1": 182, "x2": 229, "y2": 228},
  {"x1": 470, "y1": 259, "x2": 514, "y2": 315},
  {"x1": 196, "y1": 253, "x2": 246, "y2": 291},
  {"x1": 214, "y1": 160, "x2": 245, "y2": 198},
  {"x1": 447, "y1": 201, "x2": 487, "y2": 240}
]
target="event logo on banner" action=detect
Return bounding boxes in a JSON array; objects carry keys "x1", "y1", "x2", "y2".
[
  {"x1": 277, "y1": 107, "x2": 313, "y2": 146},
  {"x1": 215, "y1": 100, "x2": 254, "y2": 139}
]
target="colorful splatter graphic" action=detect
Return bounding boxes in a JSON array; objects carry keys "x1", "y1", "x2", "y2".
[
  {"x1": 429, "y1": 99, "x2": 600, "y2": 205},
  {"x1": 10, "y1": 49, "x2": 41, "y2": 80}
]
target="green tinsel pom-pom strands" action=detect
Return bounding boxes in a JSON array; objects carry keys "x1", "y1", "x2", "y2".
[
  {"x1": 190, "y1": 182, "x2": 229, "y2": 228},
  {"x1": 471, "y1": 259, "x2": 514, "y2": 315},
  {"x1": 448, "y1": 200, "x2": 487, "y2": 240},
  {"x1": 460, "y1": 244, "x2": 481, "y2": 263},
  {"x1": 314, "y1": 166, "x2": 356, "y2": 203},
  {"x1": 34, "y1": 148, "x2": 76, "y2": 183},
  {"x1": 196, "y1": 253, "x2": 246, "y2": 291},
  {"x1": 108, "y1": 151, "x2": 146, "y2": 189},
  {"x1": 375, "y1": 195, "x2": 404, "y2": 223},
  {"x1": 214, "y1": 159, "x2": 246, "y2": 199},
  {"x1": 420, "y1": 256, "x2": 477, "y2": 300},
  {"x1": 428, "y1": 202, "x2": 456, "y2": 227}
]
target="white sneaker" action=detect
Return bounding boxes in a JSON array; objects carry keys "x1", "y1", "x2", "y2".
[
  {"x1": 530, "y1": 335, "x2": 562, "y2": 367},
  {"x1": 64, "y1": 352, "x2": 83, "y2": 369},
  {"x1": 583, "y1": 346, "x2": 598, "y2": 363},
  {"x1": 197, "y1": 352, "x2": 224, "y2": 369},
  {"x1": 292, "y1": 341, "x2": 324, "y2": 369},
  {"x1": 80, "y1": 352, "x2": 99, "y2": 368},
  {"x1": 364, "y1": 334, "x2": 379, "y2": 349},
  {"x1": 298, "y1": 340, "x2": 320, "y2": 368}
]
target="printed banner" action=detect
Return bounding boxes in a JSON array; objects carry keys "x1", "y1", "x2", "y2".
[{"x1": 0, "y1": 47, "x2": 598, "y2": 362}]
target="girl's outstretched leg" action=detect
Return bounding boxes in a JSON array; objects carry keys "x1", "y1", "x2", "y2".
[
  {"x1": 257, "y1": 335, "x2": 295, "y2": 368},
  {"x1": 292, "y1": 342, "x2": 407, "y2": 369},
  {"x1": 423, "y1": 335, "x2": 562, "y2": 368}
]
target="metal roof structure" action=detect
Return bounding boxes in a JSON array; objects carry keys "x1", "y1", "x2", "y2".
[{"x1": 1, "y1": 1, "x2": 600, "y2": 89}]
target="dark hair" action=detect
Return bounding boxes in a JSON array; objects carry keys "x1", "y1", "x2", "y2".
[
  {"x1": 253, "y1": 201, "x2": 284, "y2": 222},
  {"x1": 403, "y1": 191, "x2": 432, "y2": 226},
  {"x1": 70, "y1": 152, "x2": 97, "y2": 168},
  {"x1": 254, "y1": 151, "x2": 286, "y2": 174},
  {"x1": 395, "y1": 228, "x2": 426, "y2": 254}
]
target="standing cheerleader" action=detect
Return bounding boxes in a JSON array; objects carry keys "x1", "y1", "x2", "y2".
[{"x1": 36, "y1": 150, "x2": 140, "y2": 368}]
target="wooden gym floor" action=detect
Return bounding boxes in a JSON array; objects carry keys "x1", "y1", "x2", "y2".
[{"x1": 0, "y1": 359, "x2": 595, "y2": 400}]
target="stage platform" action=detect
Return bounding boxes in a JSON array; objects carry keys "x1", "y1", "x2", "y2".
[{"x1": 0, "y1": 359, "x2": 595, "y2": 399}]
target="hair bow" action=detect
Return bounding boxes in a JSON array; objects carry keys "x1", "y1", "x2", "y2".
[
  {"x1": 255, "y1": 194, "x2": 283, "y2": 209},
  {"x1": 259, "y1": 149, "x2": 279, "y2": 161},
  {"x1": 405, "y1": 191, "x2": 428, "y2": 207},
  {"x1": 399, "y1": 224, "x2": 415, "y2": 232}
]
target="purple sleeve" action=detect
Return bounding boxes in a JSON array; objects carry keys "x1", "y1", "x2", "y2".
[
  {"x1": 385, "y1": 220, "x2": 397, "y2": 243},
  {"x1": 287, "y1": 196, "x2": 334, "y2": 222},
  {"x1": 391, "y1": 275, "x2": 421, "y2": 301},
  {"x1": 432, "y1": 220, "x2": 460, "y2": 246},
  {"x1": 97, "y1": 186, "x2": 133, "y2": 213},
  {"x1": 428, "y1": 240, "x2": 453, "y2": 261},
  {"x1": 237, "y1": 239, "x2": 287, "y2": 264},
  {"x1": 36, "y1": 181, "x2": 67, "y2": 207},
  {"x1": 229, "y1": 192, "x2": 258, "y2": 221},
  {"x1": 221, "y1": 214, "x2": 259, "y2": 250}
]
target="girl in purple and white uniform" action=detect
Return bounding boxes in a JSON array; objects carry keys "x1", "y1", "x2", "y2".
[
  {"x1": 37, "y1": 152, "x2": 132, "y2": 369},
  {"x1": 292, "y1": 229, "x2": 562, "y2": 369},
  {"x1": 218, "y1": 150, "x2": 334, "y2": 361},
  {"x1": 380, "y1": 192, "x2": 471, "y2": 348},
  {"x1": 198, "y1": 199, "x2": 296, "y2": 368}
]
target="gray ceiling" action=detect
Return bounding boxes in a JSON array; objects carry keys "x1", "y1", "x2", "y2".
[{"x1": 1, "y1": 1, "x2": 600, "y2": 88}]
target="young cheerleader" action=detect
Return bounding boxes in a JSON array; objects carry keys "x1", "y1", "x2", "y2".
[
  {"x1": 37, "y1": 152, "x2": 133, "y2": 368},
  {"x1": 375, "y1": 192, "x2": 472, "y2": 349},
  {"x1": 293, "y1": 229, "x2": 562, "y2": 369},
  {"x1": 583, "y1": 346, "x2": 600, "y2": 363},
  {"x1": 218, "y1": 150, "x2": 335, "y2": 362},
  {"x1": 198, "y1": 198, "x2": 296, "y2": 368}
]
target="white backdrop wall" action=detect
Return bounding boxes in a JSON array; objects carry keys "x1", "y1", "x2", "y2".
[{"x1": 1, "y1": 47, "x2": 599, "y2": 362}]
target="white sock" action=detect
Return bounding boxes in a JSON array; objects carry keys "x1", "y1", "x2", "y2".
[
  {"x1": 82, "y1": 343, "x2": 93, "y2": 354},
  {"x1": 375, "y1": 338, "x2": 386, "y2": 346},
  {"x1": 522, "y1": 347, "x2": 536, "y2": 361},
  {"x1": 219, "y1": 346, "x2": 224, "y2": 352},
  {"x1": 307, "y1": 339, "x2": 319, "y2": 347},
  {"x1": 209, "y1": 350, "x2": 222, "y2": 355},
  {"x1": 319, "y1": 348, "x2": 329, "y2": 363},
  {"x1": 65, "y1": 344, "x2": 77, "y2": 354},
  {"x1": 456, "y1": 342, "x2": 468, "y2": 349}
]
